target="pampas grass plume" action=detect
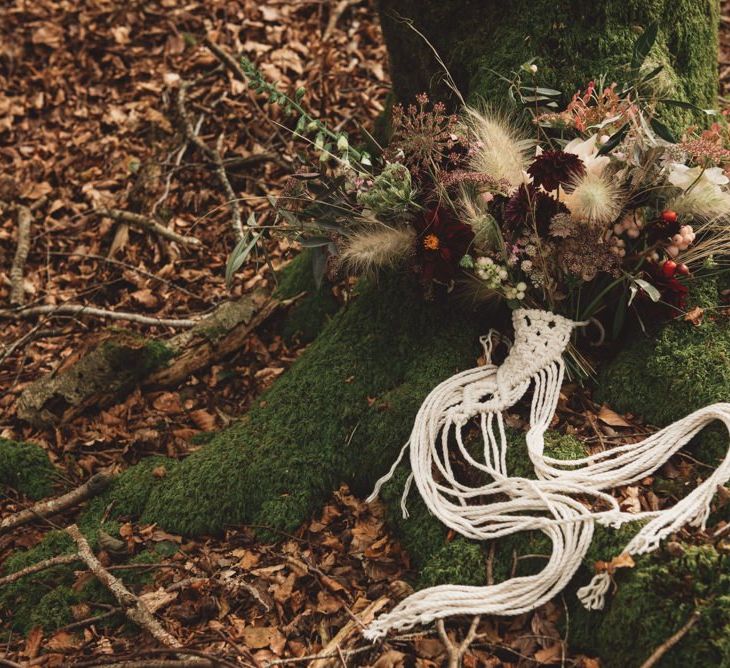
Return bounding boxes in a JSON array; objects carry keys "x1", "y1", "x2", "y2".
[
  {"x1": 564, "y1": 172, "x2": 624, "y2": 225},
  {"x1": 670, "y1": 183, "x2": 730, "y2": 222},
  {"x1": 464, "y1": 107, "x2": 532, "y2": 190},
  {"x1": 338, "y1": 226, "x2": 415, "y2": 275}
]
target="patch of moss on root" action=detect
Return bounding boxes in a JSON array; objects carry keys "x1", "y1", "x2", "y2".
[
  {"x1": 142, "y1": 271, "x2": 485, "y2": 536},
  {"x1": 598, "y1": 274, "x2": 730, "y2": 461},
  {"x1": 0, "y1": 438, "x2": 56, "y2": 499},
  {"x1": 0, "y1": 460, "x2": 175, "y2": 632}
]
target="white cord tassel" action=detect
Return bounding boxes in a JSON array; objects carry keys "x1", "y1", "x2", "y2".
[{"x1": 365, "y1": 308, "x2": 730, "y2": 640}]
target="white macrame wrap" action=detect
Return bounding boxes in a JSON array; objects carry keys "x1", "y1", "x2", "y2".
[{"x1": 364, "y1": 308, "x2": 730, "y2": 641}]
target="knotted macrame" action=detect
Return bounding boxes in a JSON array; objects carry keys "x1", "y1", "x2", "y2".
[{"x1": 364, "y1": 308, "x2": 730, "y2": 641}]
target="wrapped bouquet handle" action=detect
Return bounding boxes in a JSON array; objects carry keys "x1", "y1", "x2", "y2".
[{"x1": 364, "y1": 309, "x2": 730, "y2": 640}]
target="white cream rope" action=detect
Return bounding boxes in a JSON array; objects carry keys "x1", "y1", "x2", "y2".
[{"x1": 364, "y1": 308, "x2": 730, "y2": 640}]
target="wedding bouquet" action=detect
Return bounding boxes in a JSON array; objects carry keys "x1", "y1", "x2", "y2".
[{"x1": 232, "y1": 44, "x2": 730, "y2": 351}]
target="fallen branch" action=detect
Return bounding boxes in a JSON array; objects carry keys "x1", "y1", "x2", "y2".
[
  {"x1": 639, "y1": 609, "x2": 702, "y2": 668},
  {"x1": 66, "y1": 524, "x2": 182, "y2": 649},
  {"x1": 17, "y1": 289, "x2": 284, "y2": 427},
  {"x1": 0, "y1": 473, "x2": 112, "y2": 536},
  {"x1": 0, "y1": 303, "x2": 197, "y2": 328},
  {"x1": 9, "y1": 196, "x2": 46, "y2": 305},
  {"x1": 98, "y1": 208, "x2": 201, "y2": 248},
  {"x1": 437, "y1": 616, "x2": 481, "y2": 668},
  {"x1": 0, "y1": 553, "x2": 79, "y2": 587},
  {"x1": 177, "y1": 83, "x2": 244, "y2": 241}
]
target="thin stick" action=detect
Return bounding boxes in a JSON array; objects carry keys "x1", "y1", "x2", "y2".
[
  {"x1": 310, "y1": 597, "x2": 389, "y2": 668},
  {"x1": 65, "y1": 524, "x2": 183, "y2": 650},
  {"x1": 57, "y1": 608, "x2": 120, "y2": 633},
  {"x1": 8, "y1": 196, "x2": 46, "y2": 305},
  {"x1": 264, "y1": 647, "x2": 372, "y2": 667},
  {"x1": 0, "y1": 553, "x2": 79, "y2": 587},
  {"x1": 177, "y1": 83, "x2": 244, "y2": 241},
  {"x1": 9, "y1": 206, "x2": 32, "y2": 305},
  {"x1": 97, "y1": 208, "x2": 201, "y2": 247},
  {"x1": 639, "y1": 610, "x2": 702, "y2": 668},
  {"x1": 0, "y1": 473, "x2": 112, "y2": 536},
  {"x1": 0, "y1": 304, "x2": 197, "y2": 328}
]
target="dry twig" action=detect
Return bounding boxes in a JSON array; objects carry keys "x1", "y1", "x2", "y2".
[
  {"x1": 65, "y1": 524, "x2": 183, "y2": 650},
  {"x1": 0, "y1": 303, "x2": 197, "y2": 328},
  {"x1": 310, "y1": 596, "x2": 389, "y2": 668},
  {"x1": 639, "y1": 609, "x2": 702, "y2": 668},
  {"x1": 437, "y1": 616, "x2": 481, "y2": 668},
  {"x1": 0, "y1": 553, "x2": 79, "y2": 587},
  {"x1": 0, "y1": 473, "x2": 112, "y2": 536},
  {"x1": 97, "y1": 208, "x2": 201, "y2": 247},
  {"x1": 8, "y1": 196, "x2": 46, "y2": 305},
  {"x1": 177, "y1": 83, "x2": 244, "y2": 241}
]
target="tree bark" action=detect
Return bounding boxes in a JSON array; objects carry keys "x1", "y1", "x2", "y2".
[
  {"x1": 16, "y1": 289, "x2": 278, "y2": 427},
  {"x1": 377, "y1": 0, "x2": 718, "y2": 120}
]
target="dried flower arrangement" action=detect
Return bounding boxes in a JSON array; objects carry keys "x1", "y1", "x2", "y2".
[{"x1": 229, "y1": 28, "x2": 730, "y2": 374}]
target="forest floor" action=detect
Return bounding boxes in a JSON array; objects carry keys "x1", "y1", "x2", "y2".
[{"x1": 1, "y1": 1, "x2": 730, "y2": 666}]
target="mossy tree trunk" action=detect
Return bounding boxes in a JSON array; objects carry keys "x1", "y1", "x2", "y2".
[
  {"x1": 4, "y1": 5, "x2": 728, "y2": 666},
  {"x1": 377, "y1": 0, "x2": 718, "y2": 118}
]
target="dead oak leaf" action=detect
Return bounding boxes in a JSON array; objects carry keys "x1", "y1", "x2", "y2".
[
  {"x1": 598, "y1": 404, "x2": 631, "y2": 428},
  {"x1": 595, "y1": 552, "x2": 635, "y2": 575},
  {"x1": 684, "y1": 306, "x2": 704, "y2": 325},
  {"x1": 241, "y1": 626, "x2": 285, "y2": 651}
]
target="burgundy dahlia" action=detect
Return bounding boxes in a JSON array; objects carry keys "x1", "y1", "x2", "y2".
[
  {"x1": 527, "y1": 150, "x2": 585, "y2": 192},
  {"x1": 414, "y1": 206, "x2": 474, "y2": 284},
  {"x1": 504, "y1": 184, "x2": 568, "y2": 236}
]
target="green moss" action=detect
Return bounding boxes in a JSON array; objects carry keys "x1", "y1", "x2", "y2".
[
  {"x1": 0, "y1": 438, "x2": 56, "y2": 499},
  {"x1": 274, "y1": 251, "x2": 340, "y2": 344},
  {"x1": 419, "y1": 540, "x2": 486, "y2": 588},
  {"x1": 29, "y1": 586, "x2": 81, "y2": 630},
  {"x1": 571, "y1": 545, "x2": 730, "y2": 667},
  {"x1": 0, "y1": 531, "x2": 79, "y2": 632},
  {"x1": 378, "y1": 0, "x2": 718, "y2": 129},
  {"x1": 81, "y1": 456, "x2": 178, "y2": 533}
]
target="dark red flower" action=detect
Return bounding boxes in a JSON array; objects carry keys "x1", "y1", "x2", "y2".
[
  {"x1": 504, "y1": 184, "x2": 568, "y2": 235},
  {"x1": 527, "y1": 150, "x2": 585, "y2": 192},
  {"x1": 414, "y1": 206, "x2": 474, "y2": 284}
]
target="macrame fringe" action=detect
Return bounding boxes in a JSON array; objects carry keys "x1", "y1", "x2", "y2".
[{"x1": 364, "y1": 309, "x2": 730, "y2": 640}]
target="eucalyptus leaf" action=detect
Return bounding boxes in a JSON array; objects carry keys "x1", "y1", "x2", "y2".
[
  {"x1": 300, "y1": 236, "x2": 332, "y2": 248},
  {"x1": 632, "y1": 278, "x2": 661, "y2": 303},
  {"x1": 650, "y1": 118, "x2": 677, "y2": 143},
  {"x1": 632, "y1": 22, "x2": 658, "y2": 69},
  {"x1": 640, "y1": 64, "x2": 664, "y2": 82},
  {"x1": 597, "y1": 124, "x2": 629, "y2": 155},
  {"x1": 311, "y1": 246, "x2": 328, "y2": 289},
  {"x1": 658, "y1": 98, "x2": 717, "y2": 115}
]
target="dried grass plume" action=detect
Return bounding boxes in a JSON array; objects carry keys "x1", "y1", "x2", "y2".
[
  {"x1": 463, "y1": 107, "x2": 532, "y2": 190},
  {"x1": 564, "y1": 172, "x2": 624, "y2": 225},
  {"x1": 338, "y1": 225, "x2": 416, "y2": 275}
]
